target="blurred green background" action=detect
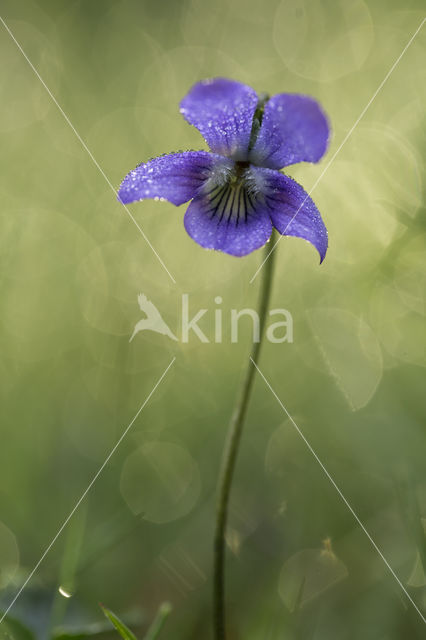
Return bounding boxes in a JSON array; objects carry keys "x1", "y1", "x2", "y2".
[{"x1": 0, "y1": 0, "x2": 425, "y2": 638}]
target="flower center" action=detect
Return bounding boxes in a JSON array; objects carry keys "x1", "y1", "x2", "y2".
[
  {"x1": 233, "y1": 160, "x2": 251, "y2": 179},
  {"x1": 200, "y1": 161, "x2": 263, "y2": 226}
]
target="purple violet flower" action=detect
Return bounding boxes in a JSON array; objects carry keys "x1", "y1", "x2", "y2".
[{"x1": 118, "y1": 78, "x2": 330, "y2": 260}]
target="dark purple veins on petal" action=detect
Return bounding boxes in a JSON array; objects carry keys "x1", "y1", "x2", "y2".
[{"x1": 183, "y1": 163, "x2": 272, "y2": 256}]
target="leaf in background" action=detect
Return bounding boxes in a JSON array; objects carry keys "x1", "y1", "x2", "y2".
[
  {"x1": 407, "y1": 551, "x2": 426, "y2": 588},
  {"x1": 308, "y1": 307, "x2": 383, "y2": 410},
  {"x1": 278, "y1": 541, "x2": 348, "y2": 612},
  {"x1": 53, "y1": 627, "x2": 111, "y2": 640},
  {"x1": 100, "y1": 606, "x2": 137, "y2": 640},
  {"x1": 0, "y1": 521, "x2": 19, "y2": 590},
  {"x1": 143, "y1": 603, "x2": 172, "y2": 640},
  {"x1": 0, "y1": 615, "x2": 36, "y2": 640}
]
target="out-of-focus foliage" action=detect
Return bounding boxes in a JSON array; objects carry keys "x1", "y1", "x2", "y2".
[{"x1": 0, "y1": 0, "x2": 425, "y2": 638}]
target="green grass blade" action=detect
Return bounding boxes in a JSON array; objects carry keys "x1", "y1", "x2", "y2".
[
  {"x1": 100, "y1": 605, "x2": 138, "y2": 640},
  {"x1": 143, "y1": 603, "x2": 172, "y2": 640}
]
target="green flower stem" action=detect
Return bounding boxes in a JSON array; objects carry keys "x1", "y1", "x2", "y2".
[{"x1": 213, "y1": 231, "x2": 277, "y2": 640}]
